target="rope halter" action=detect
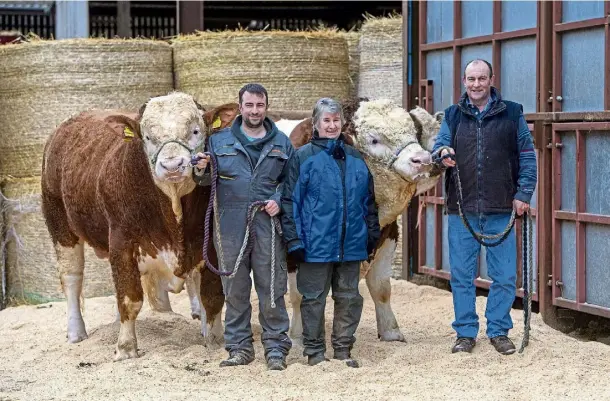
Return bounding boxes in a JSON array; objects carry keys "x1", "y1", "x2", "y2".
[
  {"x1": 386, "y1": 140, "x2": 421, "y2": 169},
  {"x1": 149, "y1": 138, "x2": 203, "y2": 173}
]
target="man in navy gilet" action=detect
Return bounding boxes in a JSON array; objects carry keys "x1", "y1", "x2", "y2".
[{"x1": 432, "y1": 59, "x2": 537, "y2": 355}]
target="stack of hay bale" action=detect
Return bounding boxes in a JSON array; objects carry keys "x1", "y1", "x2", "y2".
[
  {"x1": 358, "y1": 14, "x2": 406, "y2": 277},
  {"x1": 340, "y1": 30, "x2": 361, "y2": 98},
  {"x1": 357, "y1": 14, "x2": 403, "y2": 105},
  {"x1": 0, "y1": 38, "x2": 174, "y2": 303},
  {"x1": 172, "y1": 30, "x2": 351, "y2": 112}
]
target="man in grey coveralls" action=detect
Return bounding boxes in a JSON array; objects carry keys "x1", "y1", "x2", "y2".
[{"x1": 194, "y1": 83, "x2": 294, "y2": 371}]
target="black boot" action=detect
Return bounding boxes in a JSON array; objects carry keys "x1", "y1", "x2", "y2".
[
  {"x1": 451, "y1": 337, "x2": 476, "y2": 353},
  {"x1": 307, "y1": 353, "x2": 329, "y2": 366},
  {"x1": 333, "y1": 349, "x2": 360, "y2": 368},
  {"x1": 267, "y1": 356, "x2": 287, "y2": 371},
  {"x1": 490, "y1": 335, "x2": 516, "y2": 355},
  {"x1": 219, "y1": 351, "x2": 254, "y2": 367}
]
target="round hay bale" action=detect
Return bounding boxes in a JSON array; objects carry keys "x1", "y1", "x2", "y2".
[
  {"x1": 172, "y1": 30, "x2": 350, "y2": 111},
  {"x1": 358, "y1": 15, "x2": 403, "y2": 105},
  {"x1": 340, "y1": 31, "x2": 361, "y2": 98},
  {"x1": 0, "y1": 38, "x2": 173, "y2": 180},
  {"x1": 2, "y1": 177, "x2": 114, "y2": 304}
]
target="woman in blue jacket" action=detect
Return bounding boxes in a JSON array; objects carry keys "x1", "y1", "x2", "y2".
[{"x1": 281, "y1": 98, "x2": 381, "y2": 367}]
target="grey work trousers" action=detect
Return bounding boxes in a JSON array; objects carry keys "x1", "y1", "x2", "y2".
[
  {"x1": 296, "y1": 261, "x2": 363, "y2": 356},
  {"x1": 216, "y1": 209, "x2": 292, "y2": 360}
]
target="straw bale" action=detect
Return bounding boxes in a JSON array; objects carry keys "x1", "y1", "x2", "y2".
[
  {"x1": 172, "y1": 30, "x2": 350, "y2": 111},
  {"x1": 339, "y1": 31, "x2": 361, "y2": 98},
  {"x1": 1, "y1": 177, "x2": 113, "y2": 304},
  {"x1": 358, "y1": 15, "x2": 403, "y2": 105},
  {"x1": 0, "y1": 38, "x2": 173, "y2": 179}
]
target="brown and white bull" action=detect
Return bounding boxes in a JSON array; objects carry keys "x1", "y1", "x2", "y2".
[{"x1": 41, "y1": 92, "x2": 233, "y2": 360}]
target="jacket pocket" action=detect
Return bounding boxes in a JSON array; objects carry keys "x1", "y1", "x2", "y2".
[
  {"x1": 265, "y1": 149, "x2": 289, "y2": 181},
  {"x1": 215, "y1": 148, "x2": 239, "y2": 177}
]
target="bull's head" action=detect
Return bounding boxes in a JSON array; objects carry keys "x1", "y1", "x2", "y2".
[
  {"x1": 353, "y1": 99, "x2": 433, "y2": 182},
  {"x1": 137, "y1": 92, "x2": 237, "y2": 185},
  {"x1": 138, "y1": 92, "x2": 207, "y2": 184}
]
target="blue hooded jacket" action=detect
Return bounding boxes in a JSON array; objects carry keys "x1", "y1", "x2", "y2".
[{"x1": 280, "y1": 132, "x2": 380, "y2": 263}]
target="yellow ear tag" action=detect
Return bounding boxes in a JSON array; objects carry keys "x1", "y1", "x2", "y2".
[
  {"x1": 123, "y1": 126, "x2": 135, "y2": 141},
  {"x1": 212, "y1": 116, "x2": 222, "y2": 129}
]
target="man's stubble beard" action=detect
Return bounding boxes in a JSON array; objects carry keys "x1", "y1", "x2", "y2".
[{"x1": 244, "y1": 117, "x2": 264, "y2": 129}]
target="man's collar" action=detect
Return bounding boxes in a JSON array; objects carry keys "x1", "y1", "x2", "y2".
[{"x1": 466, "y1": 91, "x2": 496, "y2": 108}]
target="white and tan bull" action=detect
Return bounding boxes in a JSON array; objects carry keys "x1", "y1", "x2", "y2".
[{"x1": 277, "y1": 98, "x2": 444, "y2": 342}]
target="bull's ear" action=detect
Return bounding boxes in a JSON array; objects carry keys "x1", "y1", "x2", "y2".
[
  {"x1": 408, "y1": 106, "x2": 425, "y2": 143},
  {"x1": 110, "y1": 114, "x2": 142, "y2": 141},
  {"x1": 137, "y1": 100, "x2": 149, "y2": 121},
  {"x1": 343, "y1": 132, "x2": 355, "y2": 146},
  {"x1": 434, "y1": 111, "x2": 445, "y2": 124},
  {"x1": 194, "y1": 100, "x2": 206, "y2": 116},
  {"x1": 204, "y1": 103, "x2": 239, "y2": 134},
  {"x1": 289, "y1": 118, "x2": 313, "y2": 149}
]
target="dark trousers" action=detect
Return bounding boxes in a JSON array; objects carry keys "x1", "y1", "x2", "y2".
[{"x1": 296, "y1": 261, "x2": 363, "y2": 356}]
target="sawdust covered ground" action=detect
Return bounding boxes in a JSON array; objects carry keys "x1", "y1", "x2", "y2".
[{"x1": 2, "y1": 279, "x2": 610, "y2": 401}]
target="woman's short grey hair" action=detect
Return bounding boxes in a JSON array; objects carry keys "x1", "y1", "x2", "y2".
[{"x1": 312, "y1": 97, "x2": 345, "y2": 129}]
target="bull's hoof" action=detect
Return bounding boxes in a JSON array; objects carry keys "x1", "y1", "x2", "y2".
[
  {"x1": 67, "y1": 331, "x2": 88, "y2": 344},
  {"x1": 191, "y1": 312, "x2": 201, "y2": 320},
  {"x1": 202, "y1": 333, "x2": 224, "y2": 347},
  {"x1": 379, "y1": 329, "x2": 406, "y2": 342},
  {"x1": 67, "y1": 320, "x2": 88, "y2": 343},
  {"x1": 114, "y1": 346, "x2": 139, "y2": 361},
  {"x1": 201, "y1": 324, "x2": 224, "y2": 347}
]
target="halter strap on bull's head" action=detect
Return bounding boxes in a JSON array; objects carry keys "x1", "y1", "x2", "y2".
[
  {"x1": 137, "y1": 95, "x2": 208, "y2": 172},
  {"x1": 386, "y1": 140, "x2": 419, "y2": 169},
  {"x1": 149, "y1": 139, "x2": 201, "y2": 171}
]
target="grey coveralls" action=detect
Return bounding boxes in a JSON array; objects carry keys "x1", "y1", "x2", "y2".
[{"x1": 195, "y1": 116, "x2": 294, "y2": 361}]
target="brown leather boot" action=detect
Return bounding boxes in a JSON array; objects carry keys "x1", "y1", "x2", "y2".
[
  {"x1": 490, "y1": 335, "x2": 516, "y2": 355},
  {"x1": 451, "y1": 337, "x2": 476, "y2": 353}
]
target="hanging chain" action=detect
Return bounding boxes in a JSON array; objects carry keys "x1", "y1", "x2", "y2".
[{"x1": 519, "y1": 211, "x2": 533, "y2": 353}]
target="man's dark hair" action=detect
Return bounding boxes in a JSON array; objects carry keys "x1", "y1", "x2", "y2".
[
  {"x1": 238, "y1": 83, "x2": 268, "y2": 105},
  {"x1": 463, "y1": 59, "x2": 493, "y2": 78}
]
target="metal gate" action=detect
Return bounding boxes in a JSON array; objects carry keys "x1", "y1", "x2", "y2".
[
  {"x1": 547, "y1": 1, "x2": 610, "y2": 318},
  {"x1": 551, "y1": 122, "x2": 610, "y2": 318}
]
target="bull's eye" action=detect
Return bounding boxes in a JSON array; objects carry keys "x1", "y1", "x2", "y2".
[
  {"x1": 372, "y1": 139, "x2": 378, "y2": 144},
  {"x1": 194, "y1": 129, "x2": 201, "y2": 136},
  {"x1": 145, "y1": 135, "x2": 150, "y2": 141}
]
